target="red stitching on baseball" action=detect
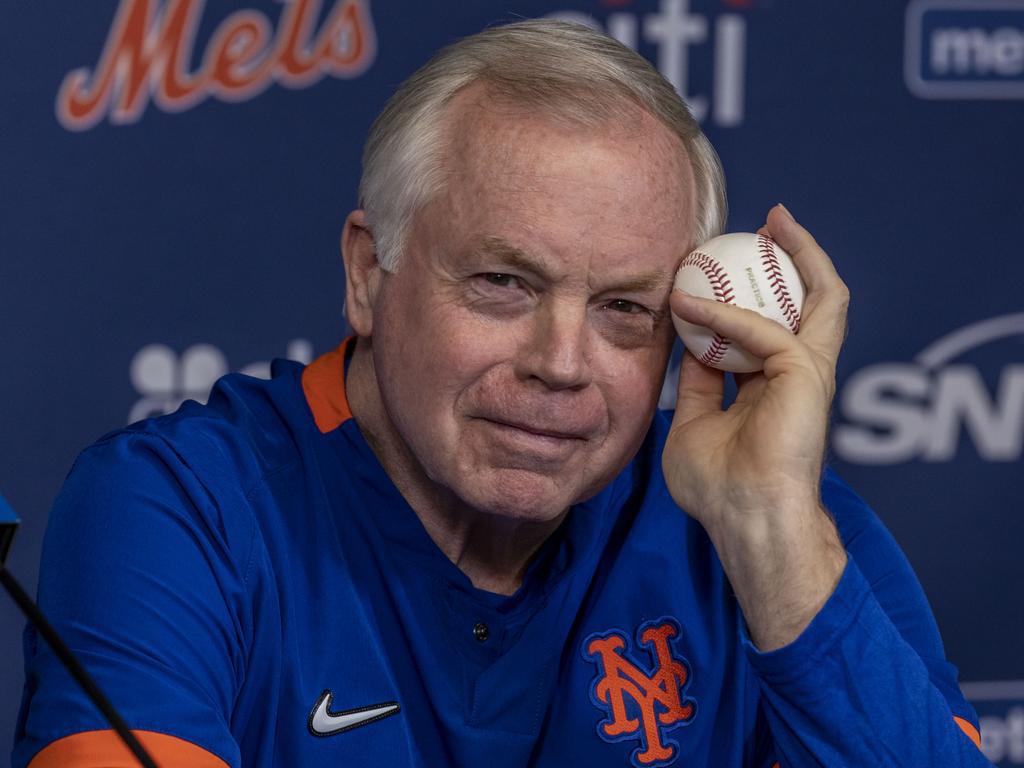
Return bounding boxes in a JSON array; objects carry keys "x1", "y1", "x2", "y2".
[
  {"x1": 699, "y1": 335, "x2": 730, "y2": 366},
  {"x1": 679, "y1": 250, "x2": 734, "y2": 364},
  {"x1": 679, "y1": 251, "x2": 735, "y2": 303},
  {"x1": 757, "y1": 234, "x2": 801, "y2": 333}
]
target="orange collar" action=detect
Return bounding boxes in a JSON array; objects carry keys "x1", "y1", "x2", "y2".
[{"x1": 301, "y1": 337, "x2": 355, "y2": 433}]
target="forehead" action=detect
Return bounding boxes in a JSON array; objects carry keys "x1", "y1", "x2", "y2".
[
  {"x1": 421, "y1": 85, "x2": 695, "y2": 278},
  {"x1": 443, "y1": 85, "x2": 691, "y2": 204}
]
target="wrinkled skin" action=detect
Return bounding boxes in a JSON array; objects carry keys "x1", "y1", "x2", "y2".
[
  {"x1": 344, "y1": 87, "x2": 849, "y2": 640},
  {"x1": 343, "y1": 88, "x2": 693, "y2": 590}
]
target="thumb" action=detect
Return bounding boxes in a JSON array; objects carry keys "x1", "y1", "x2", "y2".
[{"x1": 674, "y1": 349, "x2": 725, "y2": 426}]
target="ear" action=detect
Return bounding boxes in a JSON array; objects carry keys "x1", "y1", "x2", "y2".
[{"x1": 341, "y1": 210, "x2": 383, "y2": 337}]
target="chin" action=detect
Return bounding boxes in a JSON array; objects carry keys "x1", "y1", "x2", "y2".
[{"x1": 457, "y1": 468, "x2": 583, "y2": 522}]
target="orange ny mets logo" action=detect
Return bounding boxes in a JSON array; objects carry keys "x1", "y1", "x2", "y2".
[{"x1": 583, "y1": 618, "x2": 696, "y2": 767}]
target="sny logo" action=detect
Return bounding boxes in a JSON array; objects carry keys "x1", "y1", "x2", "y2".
[
  {"x1": 583, "y1": 618, "x2": 696, "y2": 767},
  {"x1": 833, "y1": 313, "x2": 1024, "y2": 464}
]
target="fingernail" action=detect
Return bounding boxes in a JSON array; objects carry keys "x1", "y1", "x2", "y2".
[{"x1": 777, "y1": 203, "x2": 795, "y2": 221}]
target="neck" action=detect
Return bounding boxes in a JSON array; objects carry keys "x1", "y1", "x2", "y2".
[{"x1": 345, "y1": 337, "x2": 565, "y2": 596}]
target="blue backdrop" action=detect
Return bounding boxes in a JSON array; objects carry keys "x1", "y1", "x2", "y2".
[{"x1": 2, "y1": 1, "x2": 1022, "y2": 764}]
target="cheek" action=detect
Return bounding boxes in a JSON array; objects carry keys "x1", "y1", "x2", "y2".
[
  {"x1": 596, "y1": 344, "x2": 670, "y2": 430},
  {"x1": 374, "y1": 291, "x2": 513, "y2": 416},
  {"x1": 416, "y1": 314, "x2": 517, "y2": 389}
]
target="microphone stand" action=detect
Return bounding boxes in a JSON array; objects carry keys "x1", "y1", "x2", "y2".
[{"x1": 1, "y1": 495, "x2": 159, "y2": 768}]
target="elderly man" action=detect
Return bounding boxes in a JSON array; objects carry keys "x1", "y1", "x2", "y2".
[{"x1": 15, "y1": 19, "x2": 989, "y2": 768}]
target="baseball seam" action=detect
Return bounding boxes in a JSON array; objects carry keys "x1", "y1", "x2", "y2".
[
  {"x1": 679, "y1": 251, "x2": 734, "y2": 366},
  {"x1": 757, "y1": 234, "x2": 801, "y2": 333}
]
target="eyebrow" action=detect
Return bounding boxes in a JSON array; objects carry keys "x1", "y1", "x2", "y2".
[
  {"x1": 476, "y1": 236, "x2": 554, "y2": 279},
  {"x1": 475, "y1": 235, "x2": 674, "y2": 295},
  {"x1": 607, "y1": 272, "x2": 673, "y2": 294}
]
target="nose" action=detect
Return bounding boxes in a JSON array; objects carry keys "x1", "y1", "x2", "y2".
[{"x1": 516, "y1": 299, "x2": 593, "y2": 390}]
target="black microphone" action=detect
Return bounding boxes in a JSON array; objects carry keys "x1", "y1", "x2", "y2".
[
  {"x1": 0, "y1": 493, "x2": 16, "y2": 566},
  {"x1": 0, "y1": 493, "x2": 160, "y2": 768}
]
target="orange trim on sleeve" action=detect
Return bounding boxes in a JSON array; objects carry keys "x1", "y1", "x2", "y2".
[
  {"x1": 301, "y1": 337, "x2": 355, "y2": 433},
  {"x1": 954, "y1": 715, "x2": 982, "y2": 750},
  {"x1": 28, "y1": 729, "x2": 229, "y2": 767},
  {"x1": 760, "y1": 718, "x2": 979, "y2": 766}
]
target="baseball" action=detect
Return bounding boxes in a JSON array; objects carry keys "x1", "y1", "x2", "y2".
[{"x1": 672, "y1": 232, "x2": 806, "y2": 373}]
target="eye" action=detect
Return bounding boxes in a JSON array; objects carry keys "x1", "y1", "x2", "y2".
[
  {"x1": 478, "y1": 273, "x2": 523, "y2": 289},
  {"x1": 604, "y1": 299, "x2": 647, "y2": 314}
]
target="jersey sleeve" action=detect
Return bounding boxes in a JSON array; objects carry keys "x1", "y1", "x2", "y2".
[
  {"x1": 12, "y1": 432, "x2": 255, "y2": 768},
  {"x1": 744, "y1": 468, "x2": 992, "y2": 767}
]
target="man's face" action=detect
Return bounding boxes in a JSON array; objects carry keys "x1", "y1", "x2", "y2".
[{"x1": 367, "y1": 90, "x2": 694, "y2": 521}]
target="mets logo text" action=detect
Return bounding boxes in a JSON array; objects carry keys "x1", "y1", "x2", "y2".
[
  {"x1": 56, "y1": 0, "x2": 377, "y2": 131},
  {"x1": 583, "y1": 618, "x2": 697, "y2": 767}
]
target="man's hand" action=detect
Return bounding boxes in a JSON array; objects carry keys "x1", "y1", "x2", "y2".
[{"x1": 663, "y1": 204, "x2": 848, "y2": 651}]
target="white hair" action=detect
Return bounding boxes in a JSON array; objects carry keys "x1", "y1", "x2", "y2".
[{"x1": 358, "y1": 18, "x2": 727, "y2": 271}]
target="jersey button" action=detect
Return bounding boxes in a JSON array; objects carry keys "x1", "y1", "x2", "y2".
[{"x1": 473, "y1": 622, "x2": 489, "y2": 642}]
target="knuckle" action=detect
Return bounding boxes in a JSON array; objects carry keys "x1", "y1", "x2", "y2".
[
  {"x1": 824, "y1": 282, "x2": 850, "y2": 315},
  {"x1": 835, "y1": 282, "x2": 851, "y2": 306}
]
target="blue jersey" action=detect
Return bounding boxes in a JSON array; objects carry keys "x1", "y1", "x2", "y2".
[{"x1": 14, "y1": 341, "x2": 989, "y2": 767}]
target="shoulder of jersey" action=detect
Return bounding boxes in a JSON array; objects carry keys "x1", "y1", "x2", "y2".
[{"x1": 96, "y1": 357, "x2": 316, "y2": 492}]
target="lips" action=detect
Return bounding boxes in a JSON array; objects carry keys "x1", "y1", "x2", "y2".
[
  {"x1": 465, "y1": 388, "x2": 607, "y2": 451},
  {"x1": 472, "y1": 418, "x2": 587, "y2": 464},
  {"x1": 481, "y1": 417, "x2": 588, "y2": 442},
  {"x1": 475, "y1": 409, "x2": 602, "y2": 438}
]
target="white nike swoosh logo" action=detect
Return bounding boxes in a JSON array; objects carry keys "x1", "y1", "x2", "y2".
[{"x1": 307, "y1": 690, "x2": 401, "y2": 737}]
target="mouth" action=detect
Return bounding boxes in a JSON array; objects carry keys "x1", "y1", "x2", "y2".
[
  {"x1": 479, "y1": 417, "x2": 588, "y2": 442},
  {"x1": 474, "y1": 417, "x2": 590, "y2": 459}
]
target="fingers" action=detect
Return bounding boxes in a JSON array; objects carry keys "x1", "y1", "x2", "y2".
[
  {"x1": 764, "y1": 205, "x2": 850, "y2": 363},
  {"x1": 764, "y1": 205, "x2": 840, "y2": 292},
  {"x1": 674, "y1": 349, "x2": 725, "y2": 425},
  {"x1": 671, "y1": 289, "x2": 807, "y2": 373},
  {"x1": 677, "y1": 207, "x2": 850, "y2": 376}
]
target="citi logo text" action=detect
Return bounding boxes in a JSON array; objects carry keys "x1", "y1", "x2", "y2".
[
  {"x1": 549, "y1": 0, "x2": 748, "y2": 126},
  {"x1": 584, "y1": 619, "x2": 696, "y2": 767},
  {"x1": 833, "y1": 313, "x2": 1024, "y2": 464},
  {"x1": 905, "y1": 0, "x2": 1024, "y2": 99},
  {"x1": 129, "y1": 338, "x2": 313, "y2": 422},
  {"x1": 981, "y1": 705, "x2": 1024, "y2": 764},
  {"x1": 57, "y1": 0, "x2": 377, "y2": 131}
]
